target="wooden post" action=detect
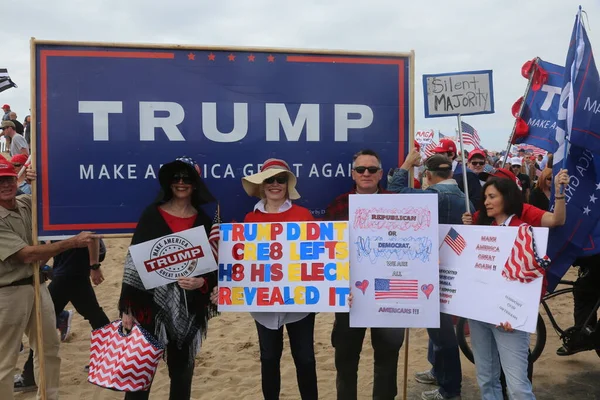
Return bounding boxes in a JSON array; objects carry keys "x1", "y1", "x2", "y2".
[{"x1": 30, "y1": 37, "x2": 47, "y2": 400}]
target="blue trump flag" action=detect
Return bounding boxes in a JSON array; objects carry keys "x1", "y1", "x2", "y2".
[
  {"x1": 515, "y1": 59, "x2": 564, "y2": 153},
  {"x1": 546, "y1": 10, "x2": 600, "y2": 291}
]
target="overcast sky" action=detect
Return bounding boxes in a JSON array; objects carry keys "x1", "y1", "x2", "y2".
[{"x1": 2, "y1": 0, "x2": 599, "y2": 151}]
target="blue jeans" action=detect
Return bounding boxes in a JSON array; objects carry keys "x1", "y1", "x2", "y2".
[
  {"x1": 426, "y1": 313, "x2": 462, "y2": 398},
  {"x1": 469, "y1": 319, "x2": 535, "y2": 400}
]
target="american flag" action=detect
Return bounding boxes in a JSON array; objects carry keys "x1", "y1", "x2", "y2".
[
  {"x1": 460, "y1": 121, "x2": 482, "y2": 149},
  {"x1": 502, "y1": 225, "x2": 547, "y2": 283},
  {"x1": 517, "y1": 144, "x2": 546, "y2": 157},
  {"x1": 424, "y1": 141, "x2": 438, "y2": 158},
  {"x1": 374, "y1": 278, "x2": 418, "y2": 300},
  {"x1": 444, "y1": 227, "x2": 467, "y2": 255},
  {"x1": 208, "y1": 205, "x2": 221, "y2": 262},
  {"x1": 0, "y1": 68, "x2": 17, "y2": 93}
]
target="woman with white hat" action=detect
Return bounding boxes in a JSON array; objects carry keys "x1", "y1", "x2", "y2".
[{"x1": 242, "y1": 158, "x2": 318, "y2": 400}]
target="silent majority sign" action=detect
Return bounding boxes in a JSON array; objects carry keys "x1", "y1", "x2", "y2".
[{"x1": 217, "y1": 221, "x2": 350, "y2": 312}]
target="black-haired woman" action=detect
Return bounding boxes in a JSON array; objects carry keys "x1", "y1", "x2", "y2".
[
  {"x1": 118, "y1": 156, "x2": 218, "y2": 400},
  {"x1": 463, "y1": 178, "x2": 540, "y2": 400}
]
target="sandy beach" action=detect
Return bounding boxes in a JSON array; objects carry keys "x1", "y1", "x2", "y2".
[{"x1": 10, "y1": 237, "x2": 598, "y2": 400}]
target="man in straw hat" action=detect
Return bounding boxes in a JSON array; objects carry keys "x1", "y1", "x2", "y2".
[
  {"x1": 389, "y1": 150, "x2": 473, "y2": 400},
  {"x1": 0, "y1": 160, "x2": 100, "y2": 400},
  {"x1": 324, "y1": 149, "x2": 406, "y2": 400}
]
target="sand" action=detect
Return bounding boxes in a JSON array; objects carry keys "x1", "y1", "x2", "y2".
[{"x1": 13, "y1": 237, "x2": 600, "y2": 400}]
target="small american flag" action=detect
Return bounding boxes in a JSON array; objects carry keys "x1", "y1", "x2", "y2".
[
  {"x1": 503, "y1": 225, "x2": 548, "y2": 283},
  {"x1": 424, "y1": 141, "x2": 438, "y2": 158},
  {"x1": 444, "y1": 227, "x2": 467, "y2": 255},
  {"x1": 208, "y1": 205, "x2": 221, "y2": 262},
  {"x1": 517, "y1": 144, "x2": 546, "y2": 157},
  {"x1": 374, "y1": 279, "x2": 418, "y2": 300},
  {"x1": 0, "y1": 68, "x2": 17, "y2": 93},
  {"x1": 460, "y1": 121, "x2": 482, "y2": 149}
]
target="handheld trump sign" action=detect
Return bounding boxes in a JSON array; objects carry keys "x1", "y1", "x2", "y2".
[
  {"x1": 217, "y1": 221, "x2": 350, "y2": 312},
  {"x1": 423, "y1": 70, "x2": 494, "y2": 117},
  {"x1": 129, "y1": 226, "x2": 217, "y2": 289},
  {"x1": 33, "y1": 40, "x2": 413, "y2": 239},
  {"x1": 438, "y1": 224, "x2": 548, "y2": 333},
  {"x1": 348, "y1": 194, "x2": 440, "y2": 328}
]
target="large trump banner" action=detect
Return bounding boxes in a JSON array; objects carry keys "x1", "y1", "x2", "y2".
[{"x1": 32, "y1": 40, "x2": 414, "y2": 239}]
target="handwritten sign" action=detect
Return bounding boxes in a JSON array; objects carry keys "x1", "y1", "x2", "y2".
[
  {"x1": 217, "y1": 221, "x2": 350, "y2": 312},
  {"x1": 438, "y1": 224, "x2": 548, "y2": 333},
  {"x1": 415, "y1": 129, "x2": 435, "y2": 145},
  {"x1": 129, "y1": 226, "x2": 217, "y2": 289},
  {"x1": 348, "y1": 194, "x2": 440, "y2": 328},
  {"x1": 423, "y1": 70, "x2": 494, "y2": 118}
]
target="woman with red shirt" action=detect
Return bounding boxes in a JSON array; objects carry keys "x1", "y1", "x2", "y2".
[
  {"x1": 118, "y1": 156, "x2": 218, "y2": 400},
  {"x1": 241, "y1": 158, "x2": 318, "y2": 400},
  {"x1": 463, "y1": 178, "x2": 543, "y2": 400}
]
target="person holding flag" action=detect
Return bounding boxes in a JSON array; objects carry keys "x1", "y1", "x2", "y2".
[{"x1": 118, "y1": 156, "x2": 218, "y2": 400}]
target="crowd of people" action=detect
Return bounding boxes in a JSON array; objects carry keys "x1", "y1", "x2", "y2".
[{"x1": 0, "y1": 122, "x2": 598, "y2": 400}]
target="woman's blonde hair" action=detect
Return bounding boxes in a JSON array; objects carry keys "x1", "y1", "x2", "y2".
[{"x1": 536, "y1": 168, "x2": 553, "y2": 192}]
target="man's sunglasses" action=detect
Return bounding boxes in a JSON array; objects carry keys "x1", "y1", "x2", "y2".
[
  {"x1": 171, "y1": 173, "x2": 193, "y2": 184},
  {"x1": 264, "y1": 175, "x2": 288, "y2": 184},
  {"x1": 470, "y1": 161, "x2": 485, "y2": 166},
  {"x1": 353, "y1": 166, "x2": 381, "y2": 174},
  {"x1": 12, "y1": 163, "x2": 22, "y2": 168}
]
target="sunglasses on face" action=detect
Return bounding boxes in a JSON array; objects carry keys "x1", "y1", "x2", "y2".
[
  {"x1": 12, "y1": 163, "x2": 22, "y2": 168},
  {"x1": 470, "y1": 161, "x2": 485, "y2": 166},
  {"x1": 0, "y1": 176, "x2": 16, "y2": 185},
  {"x1": 263, "y1": 175, "x2": 288, "y2": 185},
  {"x1": 545, "y1": 177, "x2": 552, "y2": 181},
  {"x1": 353, "y1": 166, "x2": 381, "y2": 174},
  {"x1": 171, "y1": 173, "x2": 193, "y2": 184}
]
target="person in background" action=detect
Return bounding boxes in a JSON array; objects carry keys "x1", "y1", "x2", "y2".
[
  {"x1": 10, "y1": 154, "x2": 30, "y2": 195},
  {"x1": 462, "y1": 178, "x2": 541, "y2": 400},
  {"x1": 0, "y1": 121, "x2": 28, "y2": 157},
  {"x1": 9, "y1": 113, "x2": 24, "y2": 135},
  {"x1": 2, "y1": 104, "x2": 11, "y2": 121},
  {"x1": 326, "y1": 149, "x2": 405, "y2": 400},
  {"x1": 14, "y1": 239, "x2": 109, "y2": 393},
  {"x1": 389, "y1": 151, "x2": 471, "y2": 400},
  {"x1": 528, "y1": 168, "x2": 552, "y2": 211},
  {"x1": 0, "y1": 159, "x2": 99, "y2": 400},
  {"x1": 432, "y1": 139, "x2": 458, "y2": 171},
  {"x1": 119, "y1": 156, "x2": 218, "y2": 400},
  {"x1": 454, "y1": 149, "x2": 486, "y2": 208},
  {"x1": 510, "y1": 158, "x2": 531, "y2": 202},
  {"x1": 240, "y1": 158, "x2": 318, "y2": 400},
  {"x1": 23, "y1": 116, "x2": 31, "y2": 145}
]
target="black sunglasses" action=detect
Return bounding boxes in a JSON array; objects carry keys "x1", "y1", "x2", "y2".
[
  {"x1": 470, "y1": 161, "x2": 485, "y2": 166},
  {"x1": 12, "y1": 163, "x2": 22, "y2": 168},
  {"x1": 264, "y1": 175, "x2": 288, "y2": 184},
  {"x1": 171, "y1": 173, "x2": 193, "y2": 184},
  {"x1": 353, "y1": 166, "x2": 381, "y2": 174}
]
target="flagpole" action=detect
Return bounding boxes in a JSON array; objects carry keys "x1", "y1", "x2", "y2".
[
  {"x1": 456, "y1": 115, "x2": 470, "y2": 213},
  {"x1": 501, "y1": 57, "x2": 539, "y2": 169}
]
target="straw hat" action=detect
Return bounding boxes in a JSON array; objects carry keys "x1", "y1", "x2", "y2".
[{"x1": 242, "y1": 158, "x2": 300, "y2": 200}]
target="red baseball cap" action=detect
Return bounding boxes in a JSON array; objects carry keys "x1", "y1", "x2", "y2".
[
  {"x1": 1, "y1": 104, "x2": 10, "y2": 110},
  {"x1": 478, "y1": 167, "x2": 522, "y2": 190},
  {"x1": 10, "y1": 154, "x2": 28, "y2": 165},
  {"x1": 0, "y1": 160, "x2": 17, "y2": 177},
  {"x1": 433, "y1": 139, "x2": 456, "y2": 154},
  {"x1": 468, "y1": 149, "x2": 486, "y2": 161}
]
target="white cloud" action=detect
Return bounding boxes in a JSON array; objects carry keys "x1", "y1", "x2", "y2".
[{"x1": 2, "y1": 0, "x2": 599, "y2": 150}]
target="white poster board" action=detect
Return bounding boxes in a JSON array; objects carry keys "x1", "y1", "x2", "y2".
[
  {"x1": 415, "y1": 129, "x2": 435, "y2": 146},
  {"x1": 423, "y1": 70, "x2": 494, "y2": 117},
  {"x1": 217, "y1": 221, "x2": 350, "y2": 312},
  {"x1": 349, "y1": 194, "x2": 440, "y2": 328},
  {"x1": 439, "y1": 224, "x2": 548, "y2": 333},
  {"x1": 129, "y1": 226, "x2": 217, "y2": 289}
]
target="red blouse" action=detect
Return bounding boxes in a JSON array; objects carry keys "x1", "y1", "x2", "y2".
[{"x1": 158, "y1": 207, "x2": 197, "y2": 233}]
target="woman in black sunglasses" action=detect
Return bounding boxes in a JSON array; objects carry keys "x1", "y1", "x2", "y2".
[
  {"x1": 239, "y1": 158, "x2": 318, "y2": 400},
  {"x1": 118, "y1": 156, "x2": 218, "y2": 400}
]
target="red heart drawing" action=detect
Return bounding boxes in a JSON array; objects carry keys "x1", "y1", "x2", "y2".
[
  {"x1": 421, "y1": 284, "x2": 434, "y2": 299},
  {"x1": 355, "y1": 280, "x2": 369, "y2": 294}
]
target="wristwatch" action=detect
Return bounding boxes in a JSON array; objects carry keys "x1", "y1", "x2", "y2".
[{"x1": 90, "y1": 263, "x2": 101, "y2": 271}]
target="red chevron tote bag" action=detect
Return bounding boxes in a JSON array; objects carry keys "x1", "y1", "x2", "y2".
[{"x1": 88, "y1": 320, "x2": 165, "y2": 392}]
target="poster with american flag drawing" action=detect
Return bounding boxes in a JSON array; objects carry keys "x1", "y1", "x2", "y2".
[
  {"x1": 348, "y1": 193, "x2": 440, "y2": 328},
  {"x1": 438, "y1": 224, "x2": 548, "y2": 333}
]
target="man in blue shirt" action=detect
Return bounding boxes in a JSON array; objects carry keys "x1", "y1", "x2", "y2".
[{"x1": 389, "y1": 151, "x2": 474, "y2": 400}]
